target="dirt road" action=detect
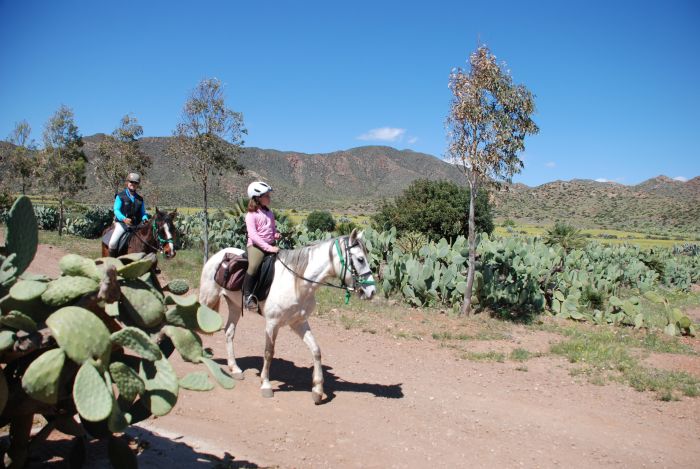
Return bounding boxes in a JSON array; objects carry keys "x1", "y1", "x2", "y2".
[{"x1": 24, "y1": 244, "x2": 700, "y2": 468}]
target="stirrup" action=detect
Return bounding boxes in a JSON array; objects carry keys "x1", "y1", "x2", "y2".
[{"x1": 244, "y1": 294, "x2": 259, "y2": 312}]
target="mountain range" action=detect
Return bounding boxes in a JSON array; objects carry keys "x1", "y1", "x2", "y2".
[{"x1": 1, "y1": 136, "x2": 698, "y2": 234}]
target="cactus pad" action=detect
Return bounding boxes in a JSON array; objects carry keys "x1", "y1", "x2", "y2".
[
  {"x1": 46, "y1": 306, "x2": 111, "y2": 365},
  {"x1": 105, "y1": 302, "x2": 120, "y2": 317},
  {"x1": 171, "y1": 294, "x2": 198, "y2": 308},
  {"x1": 120, "y1": 281, "x2": 165, "y2": 328},
  {"x1": 179, "y1": 372, "x2": 214, "y2": 391},
  {"x1": 118, "y1": 252, "x2": 145, "y2": 263},
  {"x1": 139, "y1": 357, "x2": 179, "y2": 416},
  {"x1": 21, "y1": 348, "x2": 66, "y2": 404},
  {"x1": 59, "y1": 254, "x2": 102, "y2": 282},
  {"x1": 41, "y1": 276, "x2": 99, "y2": 307},
  {"x1": 110, "y1": 327, "x2": 162, "y2": 362},
  {"x1": 95, "y1": 257, "x2": 124, "y2": 269},
  {"x1": 166, "y1": 279, "x2": 189, "y2": 295},
  {"x1": 0, "y1": 254, "x2": 18, "y2": 295},
  {"x1": 117, "y1": 256, "x2": 155, "y2": 279},
  {"x1": 200, "y1": 357, "x2": 235, "y2": 389},
  {"x1": 0, "y1": 310, "x2": 38, "y2": 332},
  {"x1": 197, "y1": 304, "x2": 222, "y2": 333},
  {"x1": 0, "y1": 330, "x2": 16, "y2": 352},
  {"x1": 109, "y1": 361, "x2": 145, "y2": 403},
  {"x1": 9, "y1": 280, "x2": 48, "y2": 302},
  {"x1": 163, "y1": 325, "x2": 203, "y2": 363},
  {"x1": 4, "y1": 196, "x2": 38, "y2": 276},
  {"x1": 165, "y1": 306, "x2": 198, "y2": 330},
  {"x1": 73, "y1": 361, "x2": 113, "y2": 422}
]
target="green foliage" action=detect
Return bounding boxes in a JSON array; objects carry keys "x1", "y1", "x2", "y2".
[
  {"x1": 306, "y1": 210, "x2": 336, "y2": 232},
  {"x1": 0, "y1": 197, "x2": 232, "y2": 466},
  {"x1": 40, "y1": 105, "x2": 88, "y2": 236},
  {"x1": 64, "y1": 206, "x2": 114, "y2": 239},
  {"x1": 34, "y1": 205, "x2": 59, "y2": 230},
  {"x1": 372, "y1": 179, "x2": 493, "y2": 242},
  {"x1": 544, "y1": 221, "x2": 587, "y2": 252},
  {"x1": 94, "y1": 114, "x2": 151, "y2": 197},
  {"x1": 166, "y1": 278, "x2": 190, "y2": 295}
]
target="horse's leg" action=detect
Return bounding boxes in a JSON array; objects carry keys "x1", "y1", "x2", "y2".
[
  {"x1": 260, "y1": 321, "x2": 279, "y2": 398},
  {"x1": 290, "y1": 320, "x2": 324, "y2": 404},
  {"x1": 222, "y1": 293, "x2": 244, "y2": 380}
]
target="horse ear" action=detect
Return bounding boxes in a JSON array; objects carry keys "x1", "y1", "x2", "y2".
[
  {"x1": 357, "y1": 230, "x2": 364, "y2": 240},
  {"x1": 349, "y1": 228, "x2": 358, "y2": 244},
  {"x1": 169, "y1": 209, "x2": 178, "y2": 219}
]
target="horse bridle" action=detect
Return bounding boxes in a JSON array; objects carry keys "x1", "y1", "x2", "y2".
[
  {"x1": 131, "y1": 220, "x2": 174, "y2": 255},
  {"x1": 277, "y1": 236, "x2": 376, "y2": 303}
]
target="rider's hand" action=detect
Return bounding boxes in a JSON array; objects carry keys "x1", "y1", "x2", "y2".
[
  {"x1": 124, "y1": 218, "x2": 133, "y2": 226},
  {"x1": 269, "y1": 246, "x2": 280, "y2": 253},
  {"x1": 274, "y1": 232, "x2": 282, "y2": 240}
]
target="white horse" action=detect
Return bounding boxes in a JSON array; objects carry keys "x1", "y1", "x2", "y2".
[{"x1": 199, "y1": 229, "x2": 376, "y2": 404}]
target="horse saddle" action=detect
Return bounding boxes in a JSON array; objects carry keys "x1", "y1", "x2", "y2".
[
  {"x1": 214, "y1": 252, "x2": 275, "y2": 302},
  {"x1": 102, "y1": 225, "x2": 134, "y2": 256}
]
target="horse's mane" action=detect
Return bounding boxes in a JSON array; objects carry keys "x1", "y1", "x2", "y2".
[
  {"x1": 277, "y1": 238, "x2": 333, "y2": 274},
  {"x1": 276, "y1": 235, "x2": 369, "y2": 274}
]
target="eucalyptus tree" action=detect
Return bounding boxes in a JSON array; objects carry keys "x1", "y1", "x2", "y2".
[
  {"x1": 41, "y1": 105, "x2": 87, "y2": 235},
  {"x1": 170, "y1": 78, "x2": 246, "y2": 261},
  {"x1": 94, "y1": 114, "x2": 150, "y2": 199},
  {"x1": 447, "y1": 46, "x2": 539, "y2": 315},
  {"x1": 5, "y1": 120, "x2": 36, "y2": 195}
]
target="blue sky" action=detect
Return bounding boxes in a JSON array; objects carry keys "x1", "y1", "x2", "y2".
[{"x1": 1, "y1": 0, "x2": 698, "y2": 186}]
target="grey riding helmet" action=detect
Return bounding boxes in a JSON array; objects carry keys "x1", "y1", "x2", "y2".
[{"x1": 127, "y1": 172, "x2": 141, "y2": 183}]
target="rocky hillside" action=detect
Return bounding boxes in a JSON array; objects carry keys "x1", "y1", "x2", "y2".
[
  {"x1": 492, "y1": 177, "x2": 700, "y2": 233},
  {"x1": 2, "y1": 136, "x2": 698, "y2": 233}
]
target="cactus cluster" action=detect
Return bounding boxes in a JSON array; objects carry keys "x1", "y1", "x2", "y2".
[
  {"x1": 363, "y1": 228, "x2": 697, "y2": 335},
  {"x1": 0, "y1": 196, "x2": 230, "y2": 468}
]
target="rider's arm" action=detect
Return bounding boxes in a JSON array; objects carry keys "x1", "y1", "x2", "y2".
[
  {"x1": 140, "y1": 199, "x2": 148, "y2": 221},
  {"x1": 113, "y1": 196, "x2": 126, "y2": 222}
]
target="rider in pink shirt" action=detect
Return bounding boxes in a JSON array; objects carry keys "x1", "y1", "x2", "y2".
[{"x1": 243, "y1": 181, "x2": 281, "y2": 311}]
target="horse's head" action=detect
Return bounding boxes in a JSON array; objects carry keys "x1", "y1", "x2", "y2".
[
  {"x1": 343, "y1": 229, "x2": 376, "y2": 300},
  {"x1": 154, "y1": 208, "x2": 178, "y2": 259}
]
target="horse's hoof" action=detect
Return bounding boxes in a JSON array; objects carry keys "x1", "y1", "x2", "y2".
[
  {"x1": 232, "y1": 372, "x2": 244, "y2": 380},
  {"x1": 261, "y1": 388, "x2": 274, "y2": 398},
  {"x1": 312, "y1": 391, "x2": 323, "y2": 405}
]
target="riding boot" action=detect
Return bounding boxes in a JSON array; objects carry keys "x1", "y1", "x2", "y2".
[{"x1": 242, "y1": 273, "x2": 258, "y2": 312}]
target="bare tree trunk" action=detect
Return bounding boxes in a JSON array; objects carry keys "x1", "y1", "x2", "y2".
[
  {"x1": 461, "y1": 177, "x2": 478, "y2": 315},
  {"x1": 202, "y1": 178, "x2": 209, "y2": 262},
  {"x1": 58, "y1": 198, "x2": 64, "y2": 237}
]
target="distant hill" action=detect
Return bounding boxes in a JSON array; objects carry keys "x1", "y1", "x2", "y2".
[
  {"x1": 78, "y1": 136, "x2": 466, "y2": 212},
  {"x1": 492, "y1": 177, "x2": 700, "y2": 234},
  {"x1": 2, "y1": 136, "x2": 699, "y2": 233}
]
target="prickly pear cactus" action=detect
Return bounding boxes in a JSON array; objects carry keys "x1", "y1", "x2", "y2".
[
  {"x1": 0, "y1": 196, "x2": 232, "y2": 468},
  {"x1": 165, "y1": 278, "x2": 190, "y2": 295}
]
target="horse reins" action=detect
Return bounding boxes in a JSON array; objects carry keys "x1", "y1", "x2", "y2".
[
  {"x1": 276, "y1": 236, "x2": 376, "y2": 304},
  {"x1": 131, "y1": 220, "x2": 174, "y2": 254}
]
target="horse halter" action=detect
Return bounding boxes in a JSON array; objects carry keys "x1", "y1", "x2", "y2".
[
  {"x1": 334, "y1": 237, "x2": 376, "y2": 303},
  {"x1": 132, "y1": 219, "x2": 175, "y2": 256}
]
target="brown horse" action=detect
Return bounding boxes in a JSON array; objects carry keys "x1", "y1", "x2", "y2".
[{"x1": 101, "y1": 208, "x2": 178, "y2": 258}]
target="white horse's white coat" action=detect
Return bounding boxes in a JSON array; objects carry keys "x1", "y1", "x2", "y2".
[{"x1": 199, "y1": 231, "x2": 376, "y2": 403}]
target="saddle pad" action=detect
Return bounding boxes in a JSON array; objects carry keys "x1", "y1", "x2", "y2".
[
  {"x1": 102, "y1": 226, "x2": 133, "y2": 256},
  {"x1": 215, "y1": 252, "x2": 275, "y2": 302}
]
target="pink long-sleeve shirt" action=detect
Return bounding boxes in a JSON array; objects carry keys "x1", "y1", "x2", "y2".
[{"x1": 246, "y1": 209, "x2": 277, "y2": 252}]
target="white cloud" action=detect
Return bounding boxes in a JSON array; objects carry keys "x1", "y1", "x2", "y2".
[
  {"x1": 673, "y1": 176, "x2": 688, "y2": 182},
  {"x1": 407, "y1": 136, "x2": 418, "y2": 144},
  {"x1": 595, "y1": 178, "x2": 610, "y2": 183},
  {"x1": 545, "y1": 161, "x2": 556, "y2": 168},
  {"x1": 357, "y1": 127, "x2": 406, "y2": 142}
]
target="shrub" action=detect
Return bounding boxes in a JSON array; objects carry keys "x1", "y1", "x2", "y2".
[
  {"x1": 34, "y1": 205, "x2": 60, "y2": 230},
  {"x1": 544, "y1": 221, "x2": 586, "y2": 252},
  {"x1": 306, "y1": 210, "x2": 336, "y2": 232},
  {"x1": 65, "y1": 206, "x2": 114, "y2": 239},
  {"x1": 371, "y1": 179, "x2": 493, "y2": 241}
]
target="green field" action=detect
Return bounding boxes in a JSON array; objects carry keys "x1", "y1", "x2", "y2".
[{"x1": 494, "y1": 223, "x2": 697, "y2": 248}]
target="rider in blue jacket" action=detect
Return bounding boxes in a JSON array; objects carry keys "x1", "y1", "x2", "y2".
[{"x1": 108, "y1": 172, "x2": 149, "y2": 257}]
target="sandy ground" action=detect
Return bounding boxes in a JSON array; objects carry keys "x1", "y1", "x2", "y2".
[{"x1": 15, "y1": 244, "x2": 700, "y2": 468}]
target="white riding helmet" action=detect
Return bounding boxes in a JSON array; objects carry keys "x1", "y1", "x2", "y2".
[
  {"x1": 247, "y1": 181, "x2": 273, "y2": 199},
  {"x1": 127, "y1": 172, "x2": 141, "y2": 183}
]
